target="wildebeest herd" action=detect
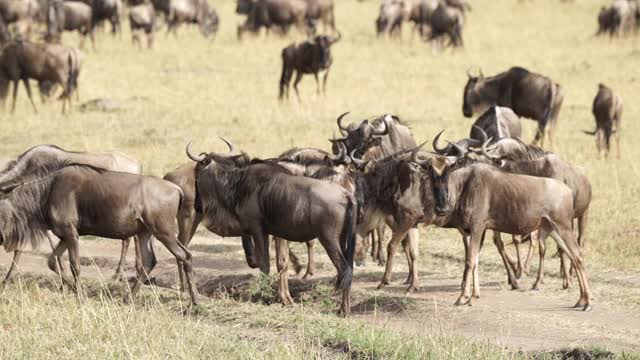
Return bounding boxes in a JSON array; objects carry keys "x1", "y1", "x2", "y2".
[{"x1": 0, "y1": 0, "x2": 630, "y2": 316}]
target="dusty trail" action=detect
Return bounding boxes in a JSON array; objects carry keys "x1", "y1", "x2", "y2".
[{"x1": 1, "y1": 233, "x2": 639, "y2": 353}]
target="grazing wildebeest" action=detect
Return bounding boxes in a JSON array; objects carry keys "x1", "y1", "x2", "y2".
[
  {"x1": 427, "y1": 1, "x2": 464, "y2": 47},
  {"x1": 584, "y1": 83, "x2": 623, "y2": 159},
  {"x1": 91, "y1": 0, "x2": 122, "y2": 35},
  {"x1": 332, "y1": 113, "x2": 417, "y2": 265},
  {"x1": 475, "y1": 139, "x2": 592, "y2": 290},
  {"x1": 129, "y1": 1, "x2": 156, "y2": 49},
  {"x1": 0, "y1": 144, "x2": 143, "y2": 285},
  {"x1": 468, "y1": 106, "x2": 522, "y2": 142},
  {"x1": 187, "y1": 139, "x2": 356, "y2": 315},
  {"x1": 237, "y1": 0, "x2": 308, "y2": 39},
  {"x1": 376, "y1": 0, "x2": 407, "y2": 37},
  {"x1": 413, "y1": 155, "x2": 592, "y2": 311},
  {"x1": 167, "y1": 0, "x2": 218, "y2": 38},
  {"x1": 462, "y1": 67, "x2": 564, "y2": 149},
  {"x1": 304, "y1": 0, "x2": 335, "y2": 33},
  {"x1": 0, "y1": 165, "x2": 197, "y2": 306},
  {"x1": 597, "y1": 5, "x2": 621, "y2": 36},
  {"x1": 38, "y1": 45, "x2": 83, "y2": 104},
  {"x1": 278, "y1": 32, "x2": 341, "y2": 100},
  {"x1": 0, "y1": 40, "x2": 76, "y2": 114},
  {"x1": 46, "y1": 0, "x2": 95, "y2": 49}
]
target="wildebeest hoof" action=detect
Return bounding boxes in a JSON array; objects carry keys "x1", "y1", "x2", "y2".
[
  {"x1": 510, "y1": 281, "x2": 520, "y2": 290},
  {"x1": 376, "y1": 281, "x2": 389, "y2": 290},
  {"x1": 377, "y1": 260, "x2": 385, "y2": 267},
  {"x1": 583, "y1": 305, "x2": 592, "y2": 312},
  {"x1": 302, "y1": 272, "x2": 314, "y2": 280},
  {"x1": 531, "y1": 285, "x2": 540, "y2": 291},
  {"x1": 405, "y1": 285, "x2": 418, "y2": 294},
  {"x1": 454, "y1": 297, "x2": 468, "y2": 306}
]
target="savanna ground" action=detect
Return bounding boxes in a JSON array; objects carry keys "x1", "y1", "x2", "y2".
[{"x1": 1, "y1": 0, "x2": 640, "y2": 358}]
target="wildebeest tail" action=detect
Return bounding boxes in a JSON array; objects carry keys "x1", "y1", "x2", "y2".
[
  {"x1": 66, "y1": 54, "x2": 75, "y2": 98},
  {"x1": 337, "y1": 196, "x2": 356, "y2": 291}
]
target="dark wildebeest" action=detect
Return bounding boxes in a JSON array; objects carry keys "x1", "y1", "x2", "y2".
[
  {"x1": 0, "y1": 165, "x2": 197, "y2": 306},
  {"x1": 468, "y1": 106, "x2": 522, "y2": 142},
  {"x1": 0, "y1": 40, "x2": 76, "y2": 114},
  {"x1": 332, "y1": 113, "x2": 417, "y2": 265},
  {"x1": 597, "y1": 5, "x2": 621, "y2": 37},
  {"x1": 0, "y1": 145, "x2": 143, "y2": 285},
  {"x1": 375, "y1": 0, "x2": 407, "y2": 37},
  {"x1": 167, "y1": 0, "x2": 218, "y2": 38},
  {"x1": 278, "y1": 32, "x2": 341, "y2": 100},
  {"x1": 129, "y1": 2, "x2": 156, "y2": 49},
  {"x1": 237, "y1": 0, "x2": 308, "y2": 39},
  {"x1": 90, "y1": 0, "x2": 122, "y2": 35},
  {"x1": 462, "y1": 67, "x2": 564, "y2": 149},
  {"x1": 427, "y1": 1, "x2": 464, "y2": 47},
  {"x1": 413, "y1": 155, "x2": 592, "y2": 311},
  {"x1": 187, "y1": 139, "x2": 356, "y2": 315},
  {"x1": 46, "y1": 0, "x2": 95, "y2": 49},
  {"x1": 151, "y1": 0, "x2": 171, "y2": 20},
  {"x1": 474, "y1": 139, "x2": 592, "y2": 290},
  {"x1": 583, "y1": 83, "x2": 623, "y2": 159}
]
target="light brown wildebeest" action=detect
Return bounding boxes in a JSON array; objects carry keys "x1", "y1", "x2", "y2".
[{"x1": 583, "y1": 83, "x2": 623, "y2": 159}]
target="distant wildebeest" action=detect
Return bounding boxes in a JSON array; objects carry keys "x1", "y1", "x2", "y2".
[
  {"x1": 167, "y1": 0, "x2": 218, "y2": 38},
  {"x1": 237, "y1": 0, "x2": 309, "y2": 39},
  {"x1": 468, "y1": 106, "x2": 522, "y2": 143},
  {"x1": 38, "y1": 45, "x2": 83, "y2": 104},
  {"x1": 427, "y1": 1, "x2": 464, "y2": 47},
  {"x1": 406, "y1": 0, "x2": 437, "y2": 37},
  {"x1": 278, "y1": 32, "x2": 341, "y2": 100},
  {"x1": 0, "y1": 0, "x2": 41, "y2": 38},
  {"x1": 0, "y1": 145, "x2": 144, "y2": 285},
  {"x1": 376, "y1": 0, "x2": 407, "y2": 37},
  {"x1": 303, "y1": 0, "x2": 335, "y2": 33},
  {"x1": 151, "y1": 0, "x2": 171, "y2": 20},
  {"x1": 0, "y1": 40, "x2": 77, "y2": 114},
  {"x1": 413, "y1": 155, "x2": 593, "y2": 311},
  {"x1": 0, "y1": 165, "x2": 197, "y2": 306},
  {"x1": 91, "y1": 0, "x2": 122, "y2": 35},
  {"x1": 187, "y1": 139, "x2": 357, "y2": 315},
  {"x1": 462, "y1": 67, "x2": 564, "y2": 149},
  {"x1": 584, "y1": 83, "x2": 622, "y2": 159},
  {"x1": 597, "y1": 5, "x2": 621, "y2": 36},
  {"x1": 332, "y1": 113, "x2": 417, "y2": 266},
  {"x1": 129, "y1": 1, "x2": 155, "y2": 48},
  {"x1": 46, "y1": 0, "x2": 95, "y2": 49}
]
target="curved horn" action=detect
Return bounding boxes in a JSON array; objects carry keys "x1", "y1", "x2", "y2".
[
  {"x1": 330, "y1": 30, "x2": 342, "y2": 44},
  {"x1": 481, "y1": 138, "x2": 501, "y2": 160},
  {"x1": 338, "y1": 143, "x2": 351, "y2": 164},
  {"x1": 350, "y1": 148, "x2": 366, "y2": 169},
  {"x1": 472, "y1": 125, "x2": 489, "y2": 143},
  {"x1": 466, "y1": 67, "x2": 473, "y2": 79},
  {"x1": 337, "y1": 111, "x2": 350, "y2": 132},
  {"x1": 371, "y1": 117, "x2": 389, "y2": 136},
  {"x1": 219, "y1": 137, "x2": 237, "y2": 155},
  {"x1": 411, "y1": 142, "x2": 429, "y2": 166},
  {"x1": 186, "y1": 141, "x2": 205, "y2": 162},
  {"x1": 432, "y1": 130, "x2": 448, "y2": 154}
]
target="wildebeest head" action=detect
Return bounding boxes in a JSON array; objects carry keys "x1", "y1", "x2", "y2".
[
  {"x1": 186, "y1": 137, "x2": 248, "y2": 171},
  {"x1": 313, "y1": 31, "x2": 341, "y2": 67},
  {"x1": 330, "y1": 112, "x2": 390, "y2": 158},
  {"x1": 462, "y1": 69, "x2": 496, "y2": 118},
  {"x1": 412, "y1": 151, "x2": 456, "y2": 216}
]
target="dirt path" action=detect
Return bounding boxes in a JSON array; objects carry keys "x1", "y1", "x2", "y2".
[{"x1": 2, "y1": 232, "x2": 639, "y2": 353}]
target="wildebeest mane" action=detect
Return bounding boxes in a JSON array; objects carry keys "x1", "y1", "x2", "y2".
[{"x1": 501, "y1": 143, "x2": 548, "y2": 162}]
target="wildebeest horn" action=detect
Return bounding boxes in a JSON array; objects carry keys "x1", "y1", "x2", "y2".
[
  {"x1": 371, "y1": 118, "x2": 389, "y2": 136},
  {"x1": 582, "y1": 130, "x2": 597, "y2": 136},
  {"x1": 411, "y1": 142, "x2": 429, "y2": 166},
  {"x1": 473, "y1": 125, "x2": 489, "y2": 143},
  {"x1": 219, "y1": 137, "x2": 237, "y2": 155},
  {"x1": 466, "y1": 67, "x2": 473, "y2": 79},
  {"x1": 478, "y1": 68, "x2": 484, "y2": 77},
  {"x1": 350, "y1": 148, "x2": 367, "y2": 168},
  {"x1": 330, "y1": 30, "x2": 342, "y2": 44},
  {"x1": 432, "y1": 130, "x2": 448, "y2": 154},
  {"x1": 186, "y1": 141, "x2": 205, "y2": 162},
  {"x1": 481, "y1": 138, "x2": 501, "y2": 160},
  {"x1": 337, "y1": 111, "x2": 350, "y2": 132}
]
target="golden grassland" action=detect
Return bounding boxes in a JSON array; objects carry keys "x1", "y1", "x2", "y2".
[{"x1": 0, "y1": 0, "x2": 639, "y2": 357}]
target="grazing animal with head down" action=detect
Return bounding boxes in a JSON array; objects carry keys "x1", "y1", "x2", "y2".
[
  {"x1": 468, "y1": 106, "x2": 522, "y2": 143},
  {"x1": 584, "y1": 83, "x2": 622, "y2": 159},
  {"x1": 46, "y1": 0, "x2": 95, "y2": 49},
  {"x1": 462, "y1": 67, "x2": 564, "y2": 149},
  {"x1": 187, "y1": 139, "x2": 356, "y2": 315},
  {"x1": 427, "y1": 1, "x2": 464, "y2": 47},
  {"x1": 129, "y1": 1, "x2": 156, "y2": 49},
  {"x1": 237, "y1": 0, "x2": 309, "y2": 39},
  {"x1": 375, "y1": 0, "x2": 407, "y2": 37},
  {"x1": 278, "y1": 32, "x2": 341, "y2": 100}
]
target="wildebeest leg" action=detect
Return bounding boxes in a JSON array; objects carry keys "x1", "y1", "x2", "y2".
[
  {"x1": 532, "y1": 228, "x2": 550, "y2": 290},
  {"x1": 128, "y1": 231, "x2": 156, "y2": 301},
  {"x1": 402, "y1": 236, "x2": 412, "y2": 285},
  {"x1": 22, "y1": 79, "x2": 38, "y2": 114},
  {"x1": 10, "y1": 80, "x2": 19, "y2": 113},
  {"x1": 293, "y1": 72, "x2": 303, "y2": 100},
  {"x1": 456, "y1": 226, "x2": 483, "y2": 306},
  {"x1": 154, "y1": 229, "x2": 198, "y2": 306},
  {"x1": 2, "y1": 250, "x2": 22, "y2": 287},
  {"x1": 404, "y1": 228, "x2": 420, "y2": 293},
  {"x1": 316, "y1": 233, "x2": 351, "y2": 316},
  {"x1": 314, "y1": 73, "x2": 320, "y2": 95},
  {"x1": 532, "y1": 123, "x2": 546, "y2": 148},
  {"x1": 274, "y1": 237, "x2": 293, "y2": 305},
  {"x1": 492, "y1": 231, "x2": 519, "y2": 290},
  {"x1": 512, "y1": 235, "x2": 524, "y2": 278},
  {"x1": 177, "y1": 212, "x2": 204, "y2": 291},
  {"x1": 375, "y1": 225, "x2": 386, "y2": 266},
  {"x1": 288, "y1": 247, "x2": 304, "y2": 275},
  {"x1": 560, "y1": 250, "x2": 572, "y2": 289},
  {"x1": 65, "y1": 233, "x2": 82, "y2": 297},
  {"x1": 322, "y1": 68, "x2": 330, "y2": 95},
  {"x1": 48, "y1": 239, "x2": 74, "y2": 289},
  {"x1": 113, "y1": 237, "x2": 131, "y2": 281},
  {"x1": 250, "y1": 228, "x2": 270, "y2": 274},
  {"x1": 549, "y1": 227, "x2": 592, "y2": 311},
  {"x1": 302, "y1": 240, "x2": 316, "y2": 279},
  {"x1": 523, "y1": 231, "x2": 537, "y2": 275},
  {"x1": 377, "y1": 226, "x2": 412, "y2": 290}
]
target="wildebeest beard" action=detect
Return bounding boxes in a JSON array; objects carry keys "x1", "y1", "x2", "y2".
[{"x1": 0, "y1": 145, "x2": 70, "y2": 188}]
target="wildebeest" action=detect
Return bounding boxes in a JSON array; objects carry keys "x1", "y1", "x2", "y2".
[
  {"x1": 376, "y1": 0, "x2": 407, "y2": 37},
  {"x1": 151, "y1": 0, "x2": 171, "y2": 19},
  {"x1": 597, "y1": 5, "x2": 621, "y2": 36},
  {"x1": 187, "y1": 139, "x2": 356, "y2": 315},
  {"x1": 0, "y1": 0, "x2": 41, "y2": 38},
  {"x1": 167, "y1": 0, "x2": 218, "y2": 38},
  {"x1": 237, "y1": 0, "x2": 308, "y2": 39},
  {"x1": 0, "y1": 165, "x2": 197, "y2": 306},
  {"x1": 427, "y1": 1, "x2": 464, "y2": 47},
  {"x1": 468, "y1": 106, "x2": 522, "y2": 142},
  {"x1": 584, "y1": 83, "x2": 622, "y2": 159},
  {"x1": 462, "y1": 67, "x2": 564, "y2": 149},
  {"x1": 46, "y1": 0, "x2": 95, "y2": 49},
  {"x1": 278, "y1": 32, "x2": 341, "y2": 100},
  {"x1": 90, "y1": 0, "x2": 122, "y2": 35},
  {"x1": 413, "y1": 156, "x2": 592, "y2": 311},
  {"x1": 38, "y1": 45, "x2": 83, "y2": 104},
  {"x1": 0, "y1": 40, "x2": 76, "y2": 114},
  {"x1": 0, "y1": 144, "x2": 143, "y2": 285},
  {"x1": 129, "y1": 1, "x2": 156, "y2": 48},
  {"x1": 304, "y1": 0, "x2": 335, "y2": 33}
]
